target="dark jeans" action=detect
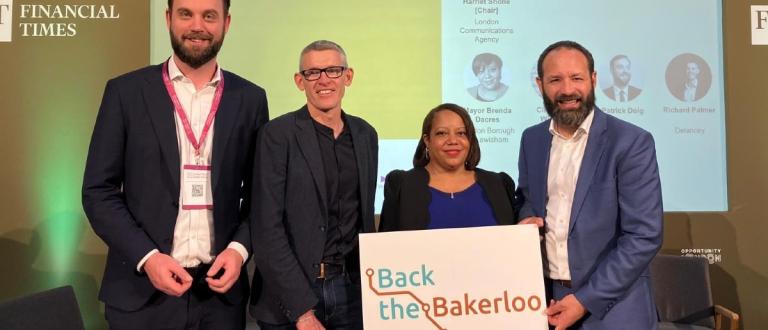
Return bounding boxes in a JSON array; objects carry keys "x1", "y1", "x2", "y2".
[{"x1": 258, "y1": 272, "x2": 363, "y2": 330}]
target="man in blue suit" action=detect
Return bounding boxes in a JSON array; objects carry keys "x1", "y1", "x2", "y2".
[{"x1": 517, "y1": 40, "x2": 663, "y2": 329}]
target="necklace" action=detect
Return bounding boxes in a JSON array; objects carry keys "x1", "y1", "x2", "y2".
[{"x1": 425, "y1": 165, "x2": 473, "y2": 200}]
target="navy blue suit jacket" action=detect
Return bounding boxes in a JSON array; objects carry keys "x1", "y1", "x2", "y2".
[
  {"x1": 517, "y1": 108, "x2": 663, "y2": 328},
  {"x1": 82, "y1": 64, "x2": 268, "y2": 311}
]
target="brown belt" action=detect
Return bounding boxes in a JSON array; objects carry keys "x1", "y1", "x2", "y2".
[{"x1": 317, "y1": 262, "x2": 345, "y2": 279}]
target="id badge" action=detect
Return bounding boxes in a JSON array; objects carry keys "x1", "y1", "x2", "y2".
[{"x1": 181, "y1": 164, "x2": 213, "y2": 210}]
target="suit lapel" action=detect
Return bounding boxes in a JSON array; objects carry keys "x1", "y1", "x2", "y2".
[
  {"x1": 348, "y1": 115, "x2": 372, "y2": 232},
  {"x1": 295, "y1": 107, "x2": 329, "y2": 219},
  {"x1": 569, "y1": 109, "x2": 607, "y2": 233},
  {"x1": 143, "y1": 65, "x2": 181, "y2": 195},
  {"x1": 211, "y1": 71, "x2": 240, "y2": 191},
  {"x1": 538, "y1": 122, "x2": 554, "y2": 216}
]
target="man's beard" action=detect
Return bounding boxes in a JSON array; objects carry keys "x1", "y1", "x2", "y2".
[
  {"x1": 170, "y1": 31, "x2": 223, "y2": 69},
  {"x1": 614, "y1": 73, "x2": 630, "y2": 87},
  {"x1": 542, "y1": 88, "x2": 595, "y2": 129}
]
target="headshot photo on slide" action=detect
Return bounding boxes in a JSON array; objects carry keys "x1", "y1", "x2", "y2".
[
  {"x1": 466, "y1": 52, "x2": 510, "y2": 102},
  {"x1": 666, "y1": 53, "x2": 712, "y2": 102},
  {"x1": 601, "y1": 54, "x2": 643, "y2": 102}
]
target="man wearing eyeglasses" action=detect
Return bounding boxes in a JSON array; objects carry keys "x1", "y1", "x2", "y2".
[{"x1": 250, "y1": 40, "x2": 378, "y2": 330}]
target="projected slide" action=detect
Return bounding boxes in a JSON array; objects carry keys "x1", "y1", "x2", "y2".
[
  {"x1": 440, "y1": 0, "x2": 726, "y2": 211},
  {"x1": 150, "y1": 0, "x2": 726, "y2": 212}
]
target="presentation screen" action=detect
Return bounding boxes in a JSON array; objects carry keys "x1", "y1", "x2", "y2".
[{"x1": 150, "y1": 0, "x2": 727, "y2": 212}]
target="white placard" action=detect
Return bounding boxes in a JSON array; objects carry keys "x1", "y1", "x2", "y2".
[{"x1": 360, "y1": 225, "x2": 547, "y2": 330}]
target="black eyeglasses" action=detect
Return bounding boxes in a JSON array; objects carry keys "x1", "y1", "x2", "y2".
[{"x1": 299, "y1": 66, "x2": 346, "y2": 81}]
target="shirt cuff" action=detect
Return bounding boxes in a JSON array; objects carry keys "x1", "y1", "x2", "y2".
[
  {"x1": 227, "y1": 242, "x2": 249, "y2": 265},
  {"x1": 136, "y1": 249, "x2": 159, "y2": 272}
]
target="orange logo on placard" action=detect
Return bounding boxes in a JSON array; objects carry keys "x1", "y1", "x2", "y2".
[
  {"x1": 365, "y1": 266, "x2": 542, "y2": 330},
  {"x1": 365, "y1": 268, "x2": 447, "y2": 330}
]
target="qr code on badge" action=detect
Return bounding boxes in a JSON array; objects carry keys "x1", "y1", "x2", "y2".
[{"x1": 192, "y1": 184, "x2": 204, "y2": 197}]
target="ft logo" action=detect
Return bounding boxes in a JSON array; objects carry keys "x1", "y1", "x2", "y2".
[
  {"x1": 0, "y1": 0, "x2": 11, "y2": 42},
  {"x1": 752, "y1": 5, "x2": 768, "y2": 45}
]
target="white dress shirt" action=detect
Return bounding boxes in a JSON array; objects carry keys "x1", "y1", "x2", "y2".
[
  {"x1": 684, "y1": 79, "x2": 698, "y2": 102},
  {"x1": 137, "y1": 57, "x2": 248, "y2": 270},
  {"x1": 544, "y1": 110, "x2": 594, "y2": 280}
]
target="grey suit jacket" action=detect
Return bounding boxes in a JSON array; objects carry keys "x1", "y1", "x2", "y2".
[{"x1": 249, "y1": 106, "x2": 378, "y2": 323}]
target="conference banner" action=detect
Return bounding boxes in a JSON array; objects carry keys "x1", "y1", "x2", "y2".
[{"x1": 359, "y1": 225, "x2": 547, "y2": 329}]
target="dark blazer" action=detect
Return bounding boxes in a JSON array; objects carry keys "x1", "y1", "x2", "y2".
[
  {"x1": 82, "y1": 64, "x2": 268, "y2": 311},
  {"x1": 379, "y1": 167, "x2": 520, "y2": 231},
  {"x1": 250, "y1": 106, "x2": 378, "y2": 323},
  {"x1": 602, "y1": 85, "x2": 642, "y2": 102},
  {"x1": 517, "y1": 108, "x2": 662, "y2": 328}
]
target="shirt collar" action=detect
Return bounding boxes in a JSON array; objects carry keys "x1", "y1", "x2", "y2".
[
  {"x1": 613, "y1": 85, "x2": 628, "y2": 97},
  {"x1": 312, "y1": 111, "x2": 349, "y2": 137},
  {"x1": 168, "y1": 56, "x2": 222, "y2": 87},
  {"x1": 548, "y1": 108, "x2": 595, "y2": 140}
]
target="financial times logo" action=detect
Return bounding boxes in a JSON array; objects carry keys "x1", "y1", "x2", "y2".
[
  {"x1": 752, "y1": 5, "x2": 768, "y2": 45},
  {"x1": 0, "y1": 0, "x2": 11, "y2": 42}
]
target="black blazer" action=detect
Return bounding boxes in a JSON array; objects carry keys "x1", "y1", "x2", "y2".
[
  {"x1": 379, "y1": 167, "x2": 521, "y2": 231},
  {"x1": 250, "y1": 106, "x2": 378, "y2": 323},
  {"x1": 82, "y1": 64, "x2": 268, "y2": 311}
]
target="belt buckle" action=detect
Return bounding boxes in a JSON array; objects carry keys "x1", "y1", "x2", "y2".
[{"x1": 318, "y1": 262, "x2": 344, "y2": 279}]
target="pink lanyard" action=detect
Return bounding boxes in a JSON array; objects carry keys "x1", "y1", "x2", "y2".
[{"x1": 161, "y1": 60, "x2": 225, "y2": 159}]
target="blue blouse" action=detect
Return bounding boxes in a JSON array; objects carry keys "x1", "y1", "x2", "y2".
[{"x1": 427, "y1": 182, "x2": 497, "y2": 229}]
